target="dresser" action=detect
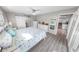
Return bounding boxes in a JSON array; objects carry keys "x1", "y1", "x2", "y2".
[{"x1": 38, "y1": 24, "x2": 49, "y2": 32}]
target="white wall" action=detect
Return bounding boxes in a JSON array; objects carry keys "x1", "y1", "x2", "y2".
[
  {"x1": 6, "y1": 13, "x2": 34, "y2": 28},
  {"x1": 36, "y1": 8, "x2": 77, "y2": 34},
  {"x1": 6, "y1": 13, "x2": 16, "y2": 27},
  {"x1": 0, "y1": 7, "x2": 8, "y2": 25}
]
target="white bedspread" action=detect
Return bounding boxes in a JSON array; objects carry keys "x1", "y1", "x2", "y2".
[
  {"x1": 17, "y1": 27, "x2": 45, "y2": 36},
  {"x1": 2, "y1": 27, "x2": 46, "y2": 52}
]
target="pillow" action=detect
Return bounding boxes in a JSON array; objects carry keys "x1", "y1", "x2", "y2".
[{"x1": 6, "y1": 28, "x2": 16, "y2": 37}]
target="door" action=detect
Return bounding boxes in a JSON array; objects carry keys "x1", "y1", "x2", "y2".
[{"x1": 67, "y1": 9, "x2": 79, "y2": 51}]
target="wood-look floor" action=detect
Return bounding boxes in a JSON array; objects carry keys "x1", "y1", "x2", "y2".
[{"x1": 29, "y1": 29, "x2": 68, "y2": 52}]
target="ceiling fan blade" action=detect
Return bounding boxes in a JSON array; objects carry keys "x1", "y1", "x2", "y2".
[{"x1": 29, "y1": 7, "x2": 40, "y2": 13}]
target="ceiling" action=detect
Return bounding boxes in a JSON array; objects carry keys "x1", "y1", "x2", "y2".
[{"x1": 1, "y1": 6, "x2": 78, "y2": 15}]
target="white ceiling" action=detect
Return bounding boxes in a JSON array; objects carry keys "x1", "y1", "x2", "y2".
[{"x1": 1, "y1": 6, "x2": 78, "y2": 15}]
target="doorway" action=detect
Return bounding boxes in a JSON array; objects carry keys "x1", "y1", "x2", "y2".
[{"x1": 57, "y1": 14, "x2": 72, "y2": 36}]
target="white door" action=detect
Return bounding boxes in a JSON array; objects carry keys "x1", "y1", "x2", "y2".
[{"x1": 67, "y1": 8, "x2": 79, "y2": 52}]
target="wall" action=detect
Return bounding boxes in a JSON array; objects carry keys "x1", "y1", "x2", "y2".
[
  {"x1": 6, "y1": 13, "x2": 16, "y2": 27},
  {"x1": 0, "y1": 7, "x2": 8, "y2": 25},
  {"x1": 36, "y1": 8, "x2": 77, "y2": 34},
  {"x1": 6, "y1": 13, "x2": 34, "y2": 28}
]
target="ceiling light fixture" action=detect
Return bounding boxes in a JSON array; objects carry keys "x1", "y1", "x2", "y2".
[
  {"x1": 30, "y1": 7, "x2": 40, "y2": 15},
  {"x1": 32, "y1": 12, "x2": 36, "y2": 15}
]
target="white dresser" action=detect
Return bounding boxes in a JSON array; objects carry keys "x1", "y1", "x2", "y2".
[{"x1": 38, "y1": 24, "x2": 49, "y2": 32}]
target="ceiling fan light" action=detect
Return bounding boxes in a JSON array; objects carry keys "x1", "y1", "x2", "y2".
[{"x1": 32, "y1": 13, "x2": 36, "y2": 15}]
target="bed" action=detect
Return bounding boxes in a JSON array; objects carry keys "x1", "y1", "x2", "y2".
[{"x1": 2, "y1": 27, "x2": 46, "y2": 52}]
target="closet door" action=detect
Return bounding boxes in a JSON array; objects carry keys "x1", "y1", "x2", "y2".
[
  {"x1": 68, "y1": 9, "x2": 79, "y2": 52},
  {"x1": 66, "y1": 14, "x2": 75, "y2": 39},
  {"x1": 71, "y1": 23, "x2": 79, "y2": 51},
  {"x1": 67, "y1": 11, "x2": 78, "y2": 43}
]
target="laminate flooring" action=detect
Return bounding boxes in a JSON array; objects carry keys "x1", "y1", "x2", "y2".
[{"x1": 29, "y1": 30, "x2": 68, "y2": 52}]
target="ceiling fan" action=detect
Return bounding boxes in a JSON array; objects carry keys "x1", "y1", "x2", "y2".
[{"x1": 30, "y1": 8, "x2": 40, "y2": 15}]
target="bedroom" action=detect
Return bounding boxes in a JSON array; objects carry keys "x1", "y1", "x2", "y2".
[{"x1": 0, "y1": 6, "x2": 79, "y2": 52}]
